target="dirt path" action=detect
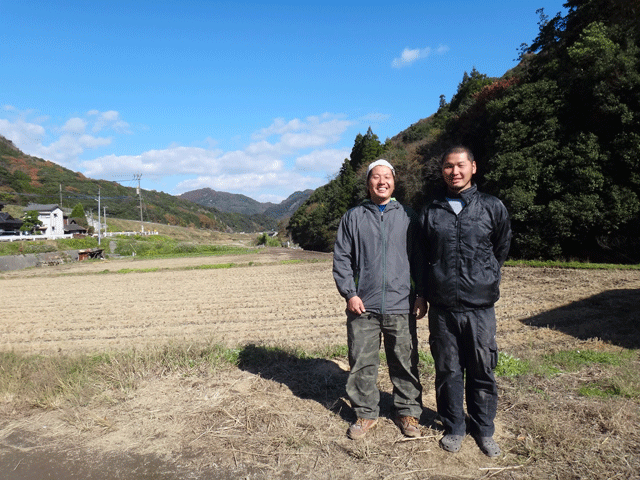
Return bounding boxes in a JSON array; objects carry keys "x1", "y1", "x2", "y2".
[{"x1": 1, "y1": 250, "x2": 639, "y2": 479}]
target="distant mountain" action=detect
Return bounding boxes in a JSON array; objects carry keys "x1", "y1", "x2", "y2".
[
  {"x1": 0, "y1": 135, "x2": 276, "y2": 232},
  {"x1": 263, "y1": 190, "x2": 314, "y2": 219},
  {"x1": 179, "y1": 188, "x2": 313, "y2": 221},
  {"x1": 179, "y1": 188, "x2": 272, "y2": 216}
]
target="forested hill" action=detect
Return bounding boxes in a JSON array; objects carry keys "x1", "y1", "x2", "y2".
[
  {"x1": 179, "y1": 187, "x2": 313, "y2": 220},
  {"x1": 288, "y1": 0, "x2": 640, "y2": 263},
  {"x1": 0, "y1": 136, "x2": 277, "y2": 232}
]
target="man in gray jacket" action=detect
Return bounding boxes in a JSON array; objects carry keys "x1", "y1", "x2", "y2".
[{"x1": 333, "y1": 159, "x2": 424, "y2": 440}]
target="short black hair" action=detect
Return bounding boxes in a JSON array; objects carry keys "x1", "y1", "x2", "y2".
[{"x1": 441, "y1": 146, "x2": 474, "y2": 165}]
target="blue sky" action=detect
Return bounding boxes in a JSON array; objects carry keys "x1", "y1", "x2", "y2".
[{"x1": 1, "y1": 0, "x2": 567, "y2": 203}]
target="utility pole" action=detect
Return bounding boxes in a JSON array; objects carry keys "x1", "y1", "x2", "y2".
[
  {"x1": 134, "y1": 173, "x2": 143, "y2": 233},
  {"x1": 59, "y1": 184, "x2": 62, "y2": 208},
  {"x1": 103, "y1": 206, "x2": 107, "y2": 235},
  {"x1": 97, "y1": 187, "x2": 101, "y2": 246}
]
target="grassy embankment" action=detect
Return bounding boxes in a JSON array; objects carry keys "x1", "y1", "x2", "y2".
[{"x1": 0, "y1": 217, "x2": 258, "y2": 258}]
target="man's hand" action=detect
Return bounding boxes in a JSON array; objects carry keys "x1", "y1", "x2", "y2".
[
  {"x1": 413, "y1": 296, "x2": 427, "y2": 319},
  {"x1": 347, "y1": 296, "x2": 366, "y2": 315}
]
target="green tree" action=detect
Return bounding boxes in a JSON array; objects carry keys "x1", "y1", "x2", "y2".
[
  {"x1": 20, "y1": 210, "x2": 42, "y2": 234},
  {"x1": 349, "y1": 127, "x2": 384, "y2": 172},
  {"x1": 69, "y1": 203, "x2": 88, "y2": 227},
  {"x1": 449, "y1": 67, "x2": 494, "y2": 113},
  {"x1": 482, "y1": 2, "x2": 640, "y2": 261}
]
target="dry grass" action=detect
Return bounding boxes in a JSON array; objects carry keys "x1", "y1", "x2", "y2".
[
  {"x1": 1, "y1": 251, "x2": 640, "y2": 479},
  {"x1": 105, "y1": 217, "x2": 257, "y2": 246},
  {"x1": 1, "y1": 342, "x2": 639, "y2": 479}
]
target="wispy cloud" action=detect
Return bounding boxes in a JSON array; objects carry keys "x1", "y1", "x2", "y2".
[
  {"x1": 391, "y1": 44, "x2": 449, "y2": 68},
  {"x1": 88, "y1": 110, "x2": 131, "y2": 134}
]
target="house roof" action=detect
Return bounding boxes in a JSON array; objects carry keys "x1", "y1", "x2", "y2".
[
  {"x1": 64, "y1": 223, "x2": 88, "y2": 233},
  {"x1": 25, "y1": 203, "x2": 61, "y2": 212},
  {"x1": 0, "y1": 212, "x2": 24, "y2": 230},
  {"x1": 0, "y1": 212, "x2": 23, "y2": 227}
]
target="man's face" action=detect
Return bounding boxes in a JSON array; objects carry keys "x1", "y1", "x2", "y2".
[
  {"x1": 368, "y1": 165, "x2": 395, "y2": 205},
  {"x1": 442, "y1": 152, "x2": 476, "y2": 193}
]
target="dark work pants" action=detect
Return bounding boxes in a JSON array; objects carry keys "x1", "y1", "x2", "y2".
[
  {"x1": 428, "y1": 306, "x2": 498, "y2": 437},
  {"x1": 346, "y1": 312, "x2": 422, "y2": 420}
]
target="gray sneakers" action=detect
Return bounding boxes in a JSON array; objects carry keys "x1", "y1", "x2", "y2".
[
  {"x1": 440, "y1": 434, "x2": 501, "y2": 457},
  {"x1": 475, "y1": 436, "x2": 501, "y2": 457},
  {"x1": 439, "y1": 434, "x2": 464, "y2": 452}
]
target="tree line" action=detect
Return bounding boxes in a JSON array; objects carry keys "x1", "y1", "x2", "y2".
[{"x1": 289, "y1": 0, "x2": 640, "y2": 263}]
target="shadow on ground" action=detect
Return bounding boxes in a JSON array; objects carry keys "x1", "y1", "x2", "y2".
[
  {"x1": 522, "y1": 288, "x2": 640, "y2": 349},
  {"x1": 237, "y1": 344, "x2": 438, "y2": 427}
]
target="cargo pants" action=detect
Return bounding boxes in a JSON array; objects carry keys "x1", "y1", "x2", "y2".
[
  {"x1": 428, "y1": 305, "x2": 499, "y2": 437},
  {"x1": 346, "y1": 311, "x2": 423, "y2": 420}
]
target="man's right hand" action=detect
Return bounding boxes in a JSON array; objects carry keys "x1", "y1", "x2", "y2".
[
  {"x1": 347, "y1": 296, "x2": 366, "y2": 315},
  {"x1": 413, "y1": 296, "x2": 427, "y2": 319}
]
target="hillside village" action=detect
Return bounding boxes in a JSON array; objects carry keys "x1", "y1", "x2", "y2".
[{"x1": 0, "y1": 203, "x2": 83, "y2": 238}]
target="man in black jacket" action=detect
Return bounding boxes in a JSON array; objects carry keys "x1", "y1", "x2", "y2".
[
  {"x1": 333, "y1": 159, "x2": 424, "y2": 440},
  {"x1": 416, "y1": 146, "x2": 511, "y2": 457}
]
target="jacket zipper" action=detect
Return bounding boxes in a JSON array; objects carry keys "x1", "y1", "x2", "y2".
[
  {"x1": 380, "y1": 208, "x2": 386, "y2": 314},
  {"x1": 455, "y1": 213, "x2": 460, "y2": 306}
]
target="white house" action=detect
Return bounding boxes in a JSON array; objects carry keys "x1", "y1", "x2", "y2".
[{"x1": 25, "y1": 204, "x2": 65, "y2": 236}]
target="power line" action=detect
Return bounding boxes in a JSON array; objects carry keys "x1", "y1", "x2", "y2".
[{"x1": 4, "y1": 192, "x2": 135, "y2": 201}]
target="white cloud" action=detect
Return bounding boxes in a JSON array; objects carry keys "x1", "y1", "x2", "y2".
[
  {"x1": 252, "y1": 114, "x2": 353, "y2": 150},
  {"x1": 0, "y1": 118, "x2": 46, "y2": 149},
  {"x1": 391, "y1": 44, "x2": 449, "y2": 68},
  {"x1": 82, "y1": 113, "x2": 354, "y2": 186},
  {"x1": 63, "y1": 117, "x2": 87, "y2": 134},
  {"x1": 38, "y1": 133, "x2": 112, "y2": 165},
  {"x1": 174, "y1": 170, "x2": 324, "y2": 198},
  {"x1": 89, "y1": 110, "x2": 130, "y2": 133},
  {"x1": 0, "y1": 108, "x2": 126, "y2": 169},
  {"x1": 0, "y1": 108, "x2": 362, "y2": 200},
  {"x1": 295, "y1": 148, "x2": 351, "y2": 173}
]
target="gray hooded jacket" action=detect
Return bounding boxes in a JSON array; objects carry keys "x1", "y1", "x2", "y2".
[{"x1": 333, "y1": 199, "x2": 422, "y2": 314}]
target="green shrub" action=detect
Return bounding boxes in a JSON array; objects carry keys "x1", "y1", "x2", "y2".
[
  {"x1": 256, "y1": 233, "x2": 281, "y2": 247},
  {"x1": 496, "y1": 352, "x2": 530, "y2": 377},
  {"x1": 57, "y1": 237, "x2": 99, "y2": 250}
]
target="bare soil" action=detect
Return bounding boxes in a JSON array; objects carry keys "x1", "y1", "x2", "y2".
[{"x1": 1, "y1": 249, "x2": 639, "y2": 479}]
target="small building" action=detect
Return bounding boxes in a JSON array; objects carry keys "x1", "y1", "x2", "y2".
[
  {"x1": 0, "y1": 203, "x2": 24, "y2": 235},
  {"x1": 64, "y1": 219, "x2": 88, "y2": 235},
  {"x1": 78, "y1": 248, "x2": 104, "y2": 260},
  {"x1": 25, "y1": 203, "x2": 64, "y2": 236}
]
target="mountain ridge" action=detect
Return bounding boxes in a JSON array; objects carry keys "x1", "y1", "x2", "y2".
[{"x1": 179, "y1": 187, "x2": 313, "y2": 220}]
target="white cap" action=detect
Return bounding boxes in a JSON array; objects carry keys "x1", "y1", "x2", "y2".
[{"x1": 367, "y1": 159, "x2": 395, "y2": 178}]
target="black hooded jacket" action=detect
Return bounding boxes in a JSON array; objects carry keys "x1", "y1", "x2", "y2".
[{"x1": 419, "y1": 184, "x2": 511, "y2": 311}]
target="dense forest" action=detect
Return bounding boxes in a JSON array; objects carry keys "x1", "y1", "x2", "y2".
[{"x1": 288, "y1": 0, "x2": 640, "y2": 263}]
